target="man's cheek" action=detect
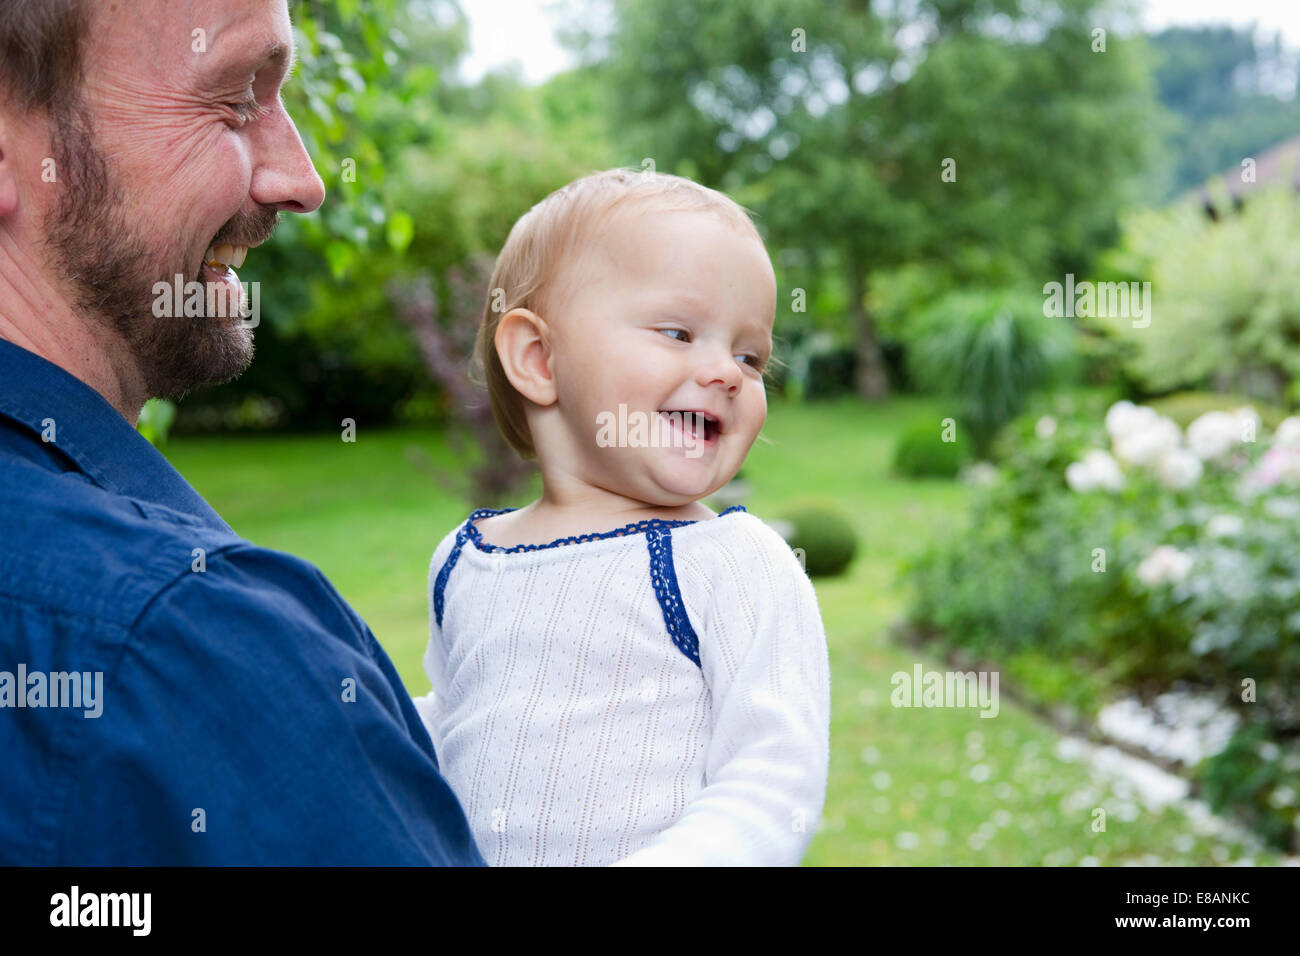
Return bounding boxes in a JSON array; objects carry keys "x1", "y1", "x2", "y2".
[{"x1": 110, "y1": 117, "x2": 238, "y2": 190}]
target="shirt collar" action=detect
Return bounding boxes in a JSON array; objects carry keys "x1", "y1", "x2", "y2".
[{"x1": 0, "y1": 337, "x2": 232, "y2": 532}]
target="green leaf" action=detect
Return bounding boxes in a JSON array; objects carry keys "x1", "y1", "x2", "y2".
[
  {"x1": 136, "y1": 398, "x2": 177, "y2": 446},
  {"x1": 325, "y1": 240, "x2": 356, "y2": 279},
  {"x1": 386, "y1": 210, "x2": 414, "y2": 254}
]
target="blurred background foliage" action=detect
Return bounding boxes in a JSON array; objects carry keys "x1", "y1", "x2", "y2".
[{"x1": 167, "y1": 0, "x2": 1300, "y2": 436}]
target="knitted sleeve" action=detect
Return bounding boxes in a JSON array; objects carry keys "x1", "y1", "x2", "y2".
[
  {"x1": 611, "y1": 515, "x2": 832, "y2": 866},
  {"x1": 413, "y1": 527, "x2": 462, "y2": 764}
]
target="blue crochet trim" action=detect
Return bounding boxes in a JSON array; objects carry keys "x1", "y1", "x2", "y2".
[
  {"x1": 433, "y1": 518, "x2": 476, "y2": 629},
  {"x1": 461, "y1": 504, "x2": 746, "y2": 554},
  {"x1": 646, "y1": 526, "x2": 700, "y2": 667},
  {"x1": 432, "y1": 504, "x2": 747, "y2": 642}
]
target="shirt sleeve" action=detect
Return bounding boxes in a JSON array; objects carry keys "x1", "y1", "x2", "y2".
[
  {"x1": 57, "y1": 542, "x2": 487, "y2": 866},
  {"x1": 611, "y1": 517, "x2": 832, "y2": 866},
  {"x1": 415, "y1": 529, "x2": 461, "y2": 763}
]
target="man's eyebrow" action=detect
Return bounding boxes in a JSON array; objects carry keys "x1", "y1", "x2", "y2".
[{"x1": 209, "y1": 39, "x2": 298, "y2": 83}]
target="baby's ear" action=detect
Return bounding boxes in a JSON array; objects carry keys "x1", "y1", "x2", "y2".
[{"x1": 495, "y1": 308, "x2": 557, "y2": 406}]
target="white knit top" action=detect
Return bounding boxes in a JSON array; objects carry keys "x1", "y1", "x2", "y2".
[{"x1": 412, "y1": 505, "x2": 831, "y2": 867}]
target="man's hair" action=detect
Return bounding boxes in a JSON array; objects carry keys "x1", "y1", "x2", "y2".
[
  {"x1": 0, "y1": 0, "x2": 91, "y2": 120},
  {"x1": 473, "y1": 167, "x2": 764, "y2": 461}
]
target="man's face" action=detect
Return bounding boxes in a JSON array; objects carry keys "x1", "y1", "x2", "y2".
[
  {"x1": 546, "y1": 208, "x2": 776, "y2": 506},
  {"x1": 43, "y1": 0, "x2": 324, "y2": 401}
]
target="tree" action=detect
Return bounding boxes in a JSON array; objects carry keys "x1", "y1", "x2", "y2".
[
  {"x1": 1149, "y1": 25, "x2": 1300, "y2": 199},
  {"x1": 565, "y1": 0, "x2": 1159, "y2": 399}
]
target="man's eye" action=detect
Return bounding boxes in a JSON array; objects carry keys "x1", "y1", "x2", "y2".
[
  {"x1": 659, "y1": 328, "x2": 690, "y2": 342},
  {"x1": 226, "y1": 97, "x2": 270, "y2": 125}
]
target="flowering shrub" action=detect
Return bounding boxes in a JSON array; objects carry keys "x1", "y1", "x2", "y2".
[{"x1": 901, "y1": 391, "x2": 1300, "y2": 849}]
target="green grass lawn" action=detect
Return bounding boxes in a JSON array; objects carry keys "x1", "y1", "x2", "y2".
[{"x1": 163, "y1": 394, "x2": 1279, "y2": 865}]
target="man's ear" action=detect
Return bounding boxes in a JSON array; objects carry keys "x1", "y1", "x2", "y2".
[
  {"x1": 495, "y1": 308, "x2": 557, "y2": 407},
  {"x1": 0, "y1": 121, "x2": 18, "y2": 219}
]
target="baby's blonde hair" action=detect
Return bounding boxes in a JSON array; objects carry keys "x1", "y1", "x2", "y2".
[{"x1": 473, "y1": 167, "x2": 764, "y2": 461}]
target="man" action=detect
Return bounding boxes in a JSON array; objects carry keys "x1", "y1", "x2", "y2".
[{"x1": 0, "y1": 0, "x2": 485, "y2": 865}]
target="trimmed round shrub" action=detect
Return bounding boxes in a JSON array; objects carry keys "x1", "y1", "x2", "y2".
[
  {"x1": 779, "y1": 504, "x2": 858, "y2": 577},
  {"x1": 892, "y1": 418, "x2": 970, "y2": 478}
]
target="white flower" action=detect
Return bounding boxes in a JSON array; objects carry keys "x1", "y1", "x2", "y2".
[
  {"x1": 1066, "y1": 462, "x2": 1095, "y2": 493},
  {"x1": 1274, "y1": 416, "x2": 1300, "y2": 450},
  {"x1": 1155, "y1": 447, "x2": 1203, "y2": 490},
  {"x1": 1205, "y1": 514, "x2": 1245, "y2": 539},
  {"x1": 1235, "y1": 407, "x2": 1260, "y2": 445},
  {"x1": 1082, "y1": 449, "x2": 1125, "y2": 491},
  {"x1": 1187, "y1": 410, "x2": 1244, "y2": 461},
  {"x1": 1066, "y1": 449, "x2": 1125, "y2": 493},
  {"x1": 1035, "y1": 415, "x2": 1058, "y2": 440},
  {"x1": 1264, "y1": 496, "x2": 1300, "y2": 521},
  {"x1": 1137, "y1": 545, "x2": 1194, "y2": 587},
  {"x1": 1113, "y1": 415, "x2": 1181, "y2": 467},
  {"x1": 960, "y1": 461, "x2": 999, "y2": 487},
  {"x1": 1105, "y1": 401, "x2": 1158, "y2": 442}
]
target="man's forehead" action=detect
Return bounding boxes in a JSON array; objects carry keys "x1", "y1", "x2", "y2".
[{"x1": 93, "y1": 1, "x2": 295, "y2": 83}]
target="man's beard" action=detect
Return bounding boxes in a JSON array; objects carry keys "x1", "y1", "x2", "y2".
[{"x1": 42, "y1": 104, "x2": 278, "y2": 402}]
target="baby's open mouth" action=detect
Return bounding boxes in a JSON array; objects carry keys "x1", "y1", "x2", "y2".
[{"x1": 659, "y1": 409, "x2": 722, "y2": 443}]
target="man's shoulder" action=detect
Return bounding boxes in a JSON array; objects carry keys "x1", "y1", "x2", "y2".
[{"x1": 0, "y1": 451, "x2": 250, "y2": 629}]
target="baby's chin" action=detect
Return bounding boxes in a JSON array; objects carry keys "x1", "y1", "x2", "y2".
[{"x1": 639, "y1": 466, "x2": 735, "y2": 506}]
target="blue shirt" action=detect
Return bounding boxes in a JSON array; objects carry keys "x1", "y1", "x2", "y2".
[{"x1": 0, "y1": 339, "x2": 486, "y2": 865}]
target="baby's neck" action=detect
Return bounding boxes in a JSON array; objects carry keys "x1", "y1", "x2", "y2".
[{"x1": 477, "y1": 499, "x2": 716, "y2": 550}]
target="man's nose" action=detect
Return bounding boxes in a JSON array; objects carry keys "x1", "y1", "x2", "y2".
[{"x1": 247, "y1": 102, "x2": 326, "y2": 214}]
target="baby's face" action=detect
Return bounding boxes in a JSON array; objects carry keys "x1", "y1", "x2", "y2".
[{"x1": 546, "y1": 208, "x2": 776, "y2": 506}]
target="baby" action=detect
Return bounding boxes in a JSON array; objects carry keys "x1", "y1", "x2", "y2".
[{"x1": 413, "y1": 168, "x2": 831, "y2": 866}]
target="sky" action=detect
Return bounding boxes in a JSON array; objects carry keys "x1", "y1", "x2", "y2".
[{"x1": 456, "y1": 0, "x2": 1300, "y2": 85}]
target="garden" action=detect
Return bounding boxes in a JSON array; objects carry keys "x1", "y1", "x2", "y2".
[{"x1": 146, "y1": 0, "x2": 1300, "y2": 865}]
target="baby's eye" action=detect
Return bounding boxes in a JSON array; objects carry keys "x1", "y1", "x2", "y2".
[
  {"x1": 659, "y1": 328, "x2": 691, "y2": 342},
  {"x1": 739, "y1": 354, "x2": 766, "y2": 370}
]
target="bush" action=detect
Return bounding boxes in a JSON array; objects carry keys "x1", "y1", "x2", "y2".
[
  {"x1": 1147, "y1": 390, "x2": 1288, "y2": 431},
  {"x1": 805, "y1": 345, "x2": 857, "y2": 400},
  {"x1": 904, "y1": 287, "x2": 1079, "y2": 455},
  {"x1": 1093, "y1": 185, "x2": 1300, "y2": 404},
  {"x1": 902, "y1": 395, "x2": 1300, "y2": 850},
  {"x1": 779, "y1": 503, "x2": 858, "y2": 577},
  {"x1": 781, "y1": 331, "x2": 857, "y2": 401},
  {"x1": 892, "y1": 418, "x2": 970, "y2": 478},
  {"x1": 1199, "y1": 724, "x2": 1299, "y2": 854}
]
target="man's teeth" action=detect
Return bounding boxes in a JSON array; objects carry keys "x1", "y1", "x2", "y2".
[{"x1": 203, "y1": 243, "x2": 249, "y2": 271}]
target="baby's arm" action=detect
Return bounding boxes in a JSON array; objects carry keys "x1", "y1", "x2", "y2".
[
  {"x1": 411, "y1": 530, "x2": 460, "y2": 764},
  {"x1": 612, "y1": 519, "x2": 832, "y2": 866},
  {"x1": 411, "y1": 689, "x2": 442, "y2": 752}
]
